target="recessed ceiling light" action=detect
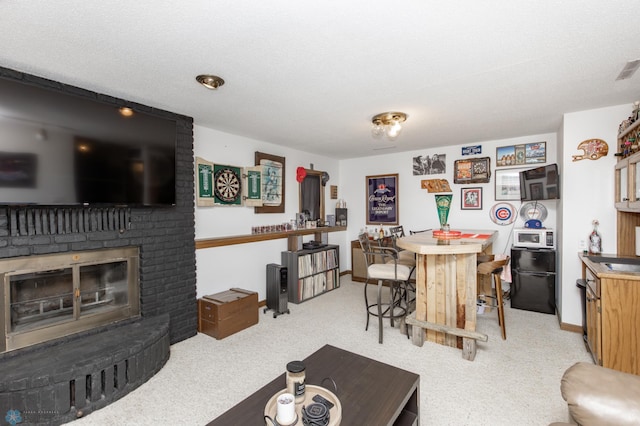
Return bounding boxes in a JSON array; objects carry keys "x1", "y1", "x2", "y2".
[{"x1": 196, "y1": 75, "x2": 225, "y2": 90}]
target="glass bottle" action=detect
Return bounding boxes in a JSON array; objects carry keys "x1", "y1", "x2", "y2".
[
  {"x1": 588, "y1": 220, "x2": 602, "y2": 255},
  {"x1": 286, "y1": 361, "x2": 306, "y2": 404}
]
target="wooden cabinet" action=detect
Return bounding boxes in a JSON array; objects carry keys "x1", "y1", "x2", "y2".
[
  {"x1": 584, "y1": 268, "x2": 601, "y2": 365},
  {"x1": 582, "y1": 258, "x2": 640, "y2": 375},
  {"x1": 351, "y1": 240, "x2": 367, "y2": 282},
  {"x1": 614, "y1": 118, "x2": 640, "y2": 255},
  {"x1": 615, "y1": 157, "x2": 630, "y2": 209},
  {"x1": 614, "y1": 151, "x2": 640, "y2": 211},
  {"x1": 615, "y1": 120, "x2": 640, "y2": 212},
  {"x1": 281, "y1": 245, "x2": 340, "y2": 303}
]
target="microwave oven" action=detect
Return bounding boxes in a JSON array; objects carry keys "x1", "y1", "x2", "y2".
[{"x1": 513, "y1": 228, "x2": 555, "y2": 249}]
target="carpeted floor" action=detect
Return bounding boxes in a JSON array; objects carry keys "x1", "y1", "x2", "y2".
[{"x1": 69, "y1": 276, "x2": 591, "y2": 425}]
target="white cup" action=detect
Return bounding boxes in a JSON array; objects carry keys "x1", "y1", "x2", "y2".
[{"x1": 276, "y1": 393, "x2": 296, "y2": 425}]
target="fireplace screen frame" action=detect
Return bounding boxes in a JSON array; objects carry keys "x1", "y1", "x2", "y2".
[{"x1": 1, "y1": 246, "x2": 140, "y2": 353}]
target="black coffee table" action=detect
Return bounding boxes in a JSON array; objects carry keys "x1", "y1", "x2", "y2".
[{"x1": 207, "y1": 344, "x2": 420, "y2": 425}]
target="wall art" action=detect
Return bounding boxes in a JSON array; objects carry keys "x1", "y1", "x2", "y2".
[
  {"x1": 572, "y1": 138, "x2": 608, "y2": 161},
  {"x1": 496, "y1": 142, "x2": 546, "y2": 167},
  {"x1": 366, "y1": 173, "x2": 398, "y2": 225},
  {"x1": 494, "y1": 168, "x2": 522, "y2": 201},
  {"x1": 461, "y1": 187, "x2": 482, "y2": 210},
  {"x1": 453, "y1": 157, "x2": 491, "y2": 184},
  {"x1": 412, "y1": 153, "x2": 446, "y2": 175},
  {"x1": 255, "y1": 152, "x2": 285, "y2": 214}
]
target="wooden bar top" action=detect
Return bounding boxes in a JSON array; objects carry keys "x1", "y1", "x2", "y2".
[{"x1": 397, "y1": 229, "x2": 497, "y2": 255}]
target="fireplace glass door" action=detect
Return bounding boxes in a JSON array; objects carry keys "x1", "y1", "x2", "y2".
[
  {"x1": 79, "y1": 261, "x2": 128, "y2": 315},
  {"x1": 10, "y1": 268, "x2": 75, "y2": 334},
  {"x1": 2, "y1": 247, "x2": 140, "y2": 353}
]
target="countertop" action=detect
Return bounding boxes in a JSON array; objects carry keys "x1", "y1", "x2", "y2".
[
  {"x1": 397, "y1": 230, "x2": 497, "y2": 255},
  {"x1": 579, "y1": 252, "x2": 640, "y2": 280}
]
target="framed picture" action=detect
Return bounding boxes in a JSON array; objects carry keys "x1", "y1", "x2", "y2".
[
  {"x1": 494, "y1": 168, "x2": 522, "y2": 201},
  {"x1": 453, "y1": 157, "x2": 491, "y2": 184},
  {"x1": 254, "y1": 152, "x2": 285, "y2": 214},
  {"x1": 412, "y1": 153, "x2": 446, "y2": 175},
  {"x1": 496, "y1": 142, "x2": 546, "y2": 167},
  {"x1": 366, "y1": 173, "x2": 399, "y2": 225},
  {"x1": 461, "y1": 187, "x2": 482, "y2": 210}
]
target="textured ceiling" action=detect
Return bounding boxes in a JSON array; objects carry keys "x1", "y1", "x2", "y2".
[{"x1": 1, "y1": 1, "x2": 638, "y2": 159}]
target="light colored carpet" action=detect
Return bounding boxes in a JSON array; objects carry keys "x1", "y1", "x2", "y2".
[{"x1": 69, "y1": 276, "x2": 591, "y2": 426}]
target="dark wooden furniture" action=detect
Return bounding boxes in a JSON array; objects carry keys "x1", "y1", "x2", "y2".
[
  {"x1": 198, "y1": 288, "x2": 258, "y2": 339},
  {"x1": 281, "y1": 245, "x2": 340, "y2": 303},
  {"x1": 207, "y1": 344, "x2": 420, "y2": 425}
]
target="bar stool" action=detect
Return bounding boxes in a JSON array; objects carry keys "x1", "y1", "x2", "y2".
[
  {"x1": 477, "y1": 255, "x2": 510, "y2": 340},
  {"x1": 358, "y1": 233, "x2": 412, "y2": 344}
]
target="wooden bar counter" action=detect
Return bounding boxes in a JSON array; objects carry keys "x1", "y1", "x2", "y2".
[{"x1": 397, "y1": 230, "x2": 498, "y2": 361}]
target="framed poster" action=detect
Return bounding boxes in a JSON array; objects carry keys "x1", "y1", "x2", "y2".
[
  {"x1": 461, "y1": 187, "x2": 482, "y2": 210},
  {"x1": 254, "y1": 152, "x2": 285, "y2": 214},
  {"x1": 496, "y1": 142, "x2": 546, "y2": 167},
  {"x1": 494, "y1": 169, "x2": 522, "y2": 201},
  {"x1": 453, "y1": 157, "x2": 491, "y2": 184},
  {"x1": 525, "y1": 142, "x2": 546, "y2": 164},
  {"x1": 366, "y1": 173, "x2": 399, "y2": 225}
]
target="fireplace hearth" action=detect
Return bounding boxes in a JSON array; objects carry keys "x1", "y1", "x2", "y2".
[
  {"x1": 1, "y1": 247, "x2": 140, "y2": 353},
  {"x1": 0, "y1": 314, "x2": 170, "y2": 425}
]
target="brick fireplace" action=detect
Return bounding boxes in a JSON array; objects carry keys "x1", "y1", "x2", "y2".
[{"x1": 0, "y1": 67, "x2": 197, "y2": 424}]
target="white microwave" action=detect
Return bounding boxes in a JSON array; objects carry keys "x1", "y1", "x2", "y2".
[{"x1": 513, "y1": 228, "x2": 555, "y2": 249}]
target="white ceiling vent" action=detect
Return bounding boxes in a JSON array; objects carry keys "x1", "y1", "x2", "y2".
[{"x1": 616, "y1": 59, "x2": 640, "y2": 81}]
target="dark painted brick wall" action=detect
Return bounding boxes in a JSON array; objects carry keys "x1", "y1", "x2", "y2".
[{"x1": 0, "y1": 66, "x2": 197, "y2": 345}]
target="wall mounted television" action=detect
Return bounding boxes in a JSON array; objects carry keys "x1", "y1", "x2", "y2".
[
  {"x1": 519, "y1": 163, "x2": 559, "y2": 201},
  {"x1": 0, "y1": 72, "x2": 177, "y2": 206}
]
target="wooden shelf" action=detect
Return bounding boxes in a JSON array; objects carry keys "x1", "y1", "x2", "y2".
[
  {"x1": 618, "y1": 118, "x2": 640, "y2": 141},
  {"x1": 195, "y1": 226, "x2": 346, "y2": 250}
]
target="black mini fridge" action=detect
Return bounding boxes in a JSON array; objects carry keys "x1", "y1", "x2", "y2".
[{"x1": 510, "y1": 246, "x2": 556, "y2": 314}]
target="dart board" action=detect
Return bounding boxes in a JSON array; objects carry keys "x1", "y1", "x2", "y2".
[{"x1": 213, "y1": 165, "x2": 242, "y2": 205}]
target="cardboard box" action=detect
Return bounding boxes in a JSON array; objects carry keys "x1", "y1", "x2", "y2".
[{"x1": 198, "y1": 288, "x2": 258, "y2": 339}]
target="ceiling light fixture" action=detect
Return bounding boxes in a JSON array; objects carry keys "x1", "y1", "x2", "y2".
[
  {"x1": 371, "y1": 112, "x2": 407, "y2": 140},
  {"x1": 196, "y1": 74, "x2": 225, "y2": 90}
]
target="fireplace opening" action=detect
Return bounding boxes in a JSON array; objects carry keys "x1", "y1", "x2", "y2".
[{"x1": 1, "y1": 247, "x2": 140, "y2": 353}]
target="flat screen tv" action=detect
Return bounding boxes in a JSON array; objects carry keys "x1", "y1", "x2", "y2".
[
  {"x1": 519, "y1": 163, "x2": 559, "y2": 201},
  {"x1": 0, "y1": 73, "x2": 177, "y2": 206}
]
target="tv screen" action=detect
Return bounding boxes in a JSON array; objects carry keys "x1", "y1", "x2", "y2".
[
  {"x1": 519, "y1": 163, "x2": 559, "y2": 201},
  {"x1": 0, "y1": 74, "x2": 176, "y2": 206}
]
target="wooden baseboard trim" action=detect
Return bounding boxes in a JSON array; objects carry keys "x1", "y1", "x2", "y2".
[{"x1": 559, "y1": 322, "x2": 583, "y2": 334}]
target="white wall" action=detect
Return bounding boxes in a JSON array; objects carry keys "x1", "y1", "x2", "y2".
[
  {"x1": 194, "y1": 125, "x2": 342, "y2": 299},
  {"x1": 193, "y1": 103, "x2": 631, "y2": 328},
  {"x1": 338, "y1": 133, "x2": 558, "y2": 258},
  {"x1": 559, "y1": 104, "x2": 628, "y2": 326}
]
